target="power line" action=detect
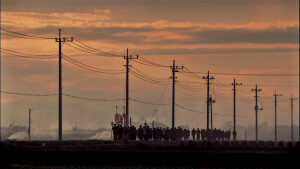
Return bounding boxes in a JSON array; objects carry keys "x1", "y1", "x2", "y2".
[
  {"x1": 150, "y1": 82, "x2": 170, "y2": 122},
  {"x1": 1, "y1": 90, "x2": 57, "y2": 96},
  {"x1": 129, "y1": 98, "x2": 171, "y2": 106},
  {"x1": 64, "y1": 41, "x2": 121, "y2": 58},
  {"x1": 138, "y1": 56, "x2": 170, "y2": 67},
  {"x1": 1, "y1": 28, "x2": 55, "y2": 40},
  {"x1": 176, "y1": 81, "x2": 206, "y2": 91},
  {"x1": 213, "y1": 112, "x2": 253, "y2": 118},
  {"x1": 177, "y1": 81, "x2": 206, "y2": 90},
  {"x1": 131, "y1": 66, "x2": 169, "y2": 81},
  {"x1": 0, "y1": 48, "x2": 56, "y2": 57},
  {"x1": 64, "y1": 43, "x2": 116, "y2": 57},
  {"x1": 175, "y1": 103, "x2": 205, "y2": 114},
  {"x1": 63, "y1": 94, "x2": 123, "y2": 102},
  {"x1": 73, "y1": 38, "x2": 121, "y2": 57},
  {"x1": 1, "y1": 50, "x2": 57, "y2": 59},
  {"x1": 130, "y1": 70, "x2": 171, "y2": 86},
  {"x1": 0, "y1": 32, "x2": 40, "y2": 39},
  {"x1": 132, "y1": 59, "x2": 169, "y2": 68},
  {"x1": 176, "y1": 80, "x2": 204, "y2": 84},
  {"x1": 62, "y1": 55, "x2": 125, "y2": 74},
  {"x1": 185, "y1": 71, "x2": 299, "y2": 77},
  {"x1": 62, "y1": 54, "x2": 124, "y2": 72},
  {"x1": 243, "y1": 84, "x2": 299, "y2": 88},
  {"x1": 0, "y1": 90, "x2": 125, "y2": 102}
]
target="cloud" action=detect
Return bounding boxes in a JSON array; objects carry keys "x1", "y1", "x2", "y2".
[
  {"x1": 131, "y1": 47, "x2": 298, "y2": 56},
  {"x1": 1, "y1": 10, "x2": 112, "y2": 29},
  {"x1": 2, "y1": 11, "x2": 298, "y2": 46}
]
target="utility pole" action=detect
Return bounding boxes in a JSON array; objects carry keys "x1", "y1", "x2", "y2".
[
  {"x1": 273, "y1": 90, "x2": 282, "y2": 142},
  {"x1": 290, "y1": 95, "x2": 297, "y2": 141},
  {"x1": 155, "y1": 108, "x2": 158, "y2": 123},
  {"x1": 170, "y1": 60, "x2": 184, "y2": 129},
  {"x1": 232, "y1": 78, "x2": 242, "y2": 141},
  {"x1": 251, "y1": 84, "x2": 263, "y2": 141},
  {"x1": 130, "y1": 117, "x2": 132, "y2": 126},
  {"x1": 28, "y1": 108, "x2": 32, "y2": 141},
  {"x1": 209, "y1": 95, "x2": 216, "y2": 129},
  {"x1": 55, "y1": 29, "x2": 73, "y2": 141},
  {"x1": 124, "y1": 49, "x2": 138, "y2": 124},
  {"x1": 203, "y1": 71, "x2": 214, "y2": 130}
]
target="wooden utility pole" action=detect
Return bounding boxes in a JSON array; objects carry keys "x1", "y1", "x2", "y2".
[
  {"x1": 209, "y1": 95, "x2": 216, "y2": 129},
  {"x1": 273, "y1": 90, "x2": 282, "y2": 142},
  {"x1": 290, "y1": 95, "x2": 297, "y2": 141},
  {"x1": 232, "y1": 78, "x2": 242, "y2": 141},
  {"x1": 56, "y1": 29, "x2": 73, "y2": 141},
  {"x1": 124, "y1": 49, "x2": 138, "y2": 126},
  {"x1": 203, "y1": 71, "x2": 214, "y2": 130},
  {"x1": 252, "y1": 85, "x2": 263, "y2": 141},
  {"x1": 28, "y1": 108, "x2": 32, "y2": 141},
  {"x1": 170, "y1": 60, "x2": 183, "y2": 129}
]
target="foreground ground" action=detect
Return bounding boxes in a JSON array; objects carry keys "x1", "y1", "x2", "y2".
[{"x1": 0, "y1": 140, "x2": 299, "y2": 168}]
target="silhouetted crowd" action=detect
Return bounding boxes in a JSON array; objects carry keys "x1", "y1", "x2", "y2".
[
  {"x1": 112, "y1": 123, "x2": 231, "y2": 141},
  {"x1": 191, "y1": 128, "x2": 231, "y2": 141}
]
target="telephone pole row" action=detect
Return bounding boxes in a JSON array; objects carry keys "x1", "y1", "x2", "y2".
[
  {"x1": 252, "y1": 84, "x2": 263, "y2": 141},
  {"x1": 232, "y1": 78, "x2": 242, "y2": 141},
  {"x1": 203, "y1": 71, "x2": 214, "y2": 130},
  {"x1": 273, "y1": 90, "x2": 282, "y2": 142},
  {"x1": 170, "y1": 60, "x2": 183, "y2": 129}
]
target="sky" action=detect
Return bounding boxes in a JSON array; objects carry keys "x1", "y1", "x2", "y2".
[{"x1": 0, "y1": 0, "x2": 299, "y2": 141}]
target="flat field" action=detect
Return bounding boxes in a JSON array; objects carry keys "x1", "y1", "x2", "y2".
[{"x1": 0, "y1": 140, "x2": 299, "y2": 168}]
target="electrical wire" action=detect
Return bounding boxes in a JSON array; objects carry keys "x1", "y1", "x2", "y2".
[
  {"x1": 73, "y1": 38, "x2": 122, "y2": 57},
  {"x1": 63, "y1": 93, "x2": 123, "y2": 101},
  {"x1": 175, "y1": 103, "x2": 205, "y2": 114},
  {"x1": 0, "y1": 90, "x2": 124, "y2": 102},
  {"x1": 1, "y1": 28, "x2": 55, "y2": 39},
  {"x1": 150, "y1": 81, "x2": 170, "y2": 122},
  {"x1": 64, "y1": 43, "x2": 121, "y2": 58},
  {"x1": 129, "y1": 98, "x2": 171, "y2": 106},
  {"x1": 132, "y1": 59, "x2": 169, "y2": 68},
  {"x1": 177, "y1": 81, "x2": 206, "y2": 90},
  {"x1": 139, "y1": 56, "x2": 170, "y2": 67},
  {"x1": 185, "y1": 71, "x2": 299, "y2": 77},
  {"x1": 176, "y1": 82, "x2": 206, "y2": 91},
  {"x1": 62, "y1": 54, "x2": 124, "y2": 72},
  {"x1": 1, "y1": 50, "x2": 57, "y2": 59},
  {"x1": 72, "y1": 41, "x2": 122, "y2": 57},
  {"x1": 131, "y1": 66, "x2": 170, "y2": 81},
  {"x1": 130, "y1": 70, "x2": 171, "y2": 86},
  {"x1": 62, "y1": 55, "x2": 125, "y2": 74},
  {"x1": 1, "y1": 90, "x2": 57, "y2": 96},
  {"x1": 1, "y1": 48, "x2": 56, "y2": 57}
]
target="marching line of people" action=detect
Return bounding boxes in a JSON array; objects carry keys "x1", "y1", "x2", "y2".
[{"x1": 112, "y1": 122, "x2": 231, "y2": 141}]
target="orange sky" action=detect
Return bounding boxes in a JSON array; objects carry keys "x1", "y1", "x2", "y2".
[{"x1": 1, "y1": 0, "x2": 299, "y2": 140}]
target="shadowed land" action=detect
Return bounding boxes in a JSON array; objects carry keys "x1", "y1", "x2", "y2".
[{"x1": 0, "y1": 140, "x2": 299, "y2": 168}]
